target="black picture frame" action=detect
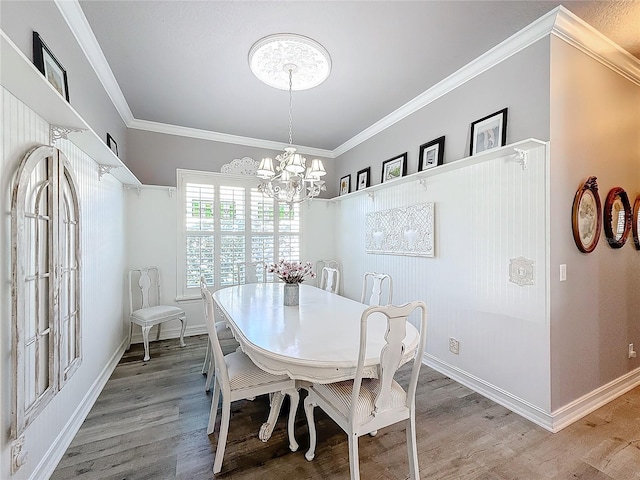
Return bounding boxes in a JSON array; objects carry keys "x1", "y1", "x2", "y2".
[
  {"x1": 32, "y1": 31, "x2": 69, "y2": 102},
  {"x1": 107, "y1": 133, "x2": 119, "y2": 157},
  {"x1": 418, "y1": 136, "x2": 445, "y2": 171},
  {"x1": 470, "y1": 108, "x2": 508, "y2": 155},
  {"x1": 381, "y1": 153, "x2": 408, "y2": 183},
  {"x1": 339, "y1": 174, "x2": 351, "y2": 196},
  {"x1": 356, "y1": 167, "x2": 371, "y2": 191}
]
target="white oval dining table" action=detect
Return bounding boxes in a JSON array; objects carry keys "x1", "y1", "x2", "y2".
[{"x1": 212, "y1": 283, "x2": 421, "y2": 442}]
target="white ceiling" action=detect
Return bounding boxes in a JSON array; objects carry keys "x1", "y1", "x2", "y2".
[{"x1": 78, "y1": 1, "x2": 640, "y2": 152}]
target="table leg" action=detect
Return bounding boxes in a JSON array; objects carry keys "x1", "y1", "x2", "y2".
[{"x1": 259, "y1": 391, "x2": 284, "y2": 442}]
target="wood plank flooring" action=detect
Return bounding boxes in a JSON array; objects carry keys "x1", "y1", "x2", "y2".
[{"x1": 52, "y1": 335, "x2": 640, "y2": 479}]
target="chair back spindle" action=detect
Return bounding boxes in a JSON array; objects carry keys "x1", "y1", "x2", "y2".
[
  {"x1": 350, "y1": 302, "x2": 426, "y2": 425},
  {"x1": 320, "y1": 267, "x2": 340, "y2": 294},
  {"x1": 361, "y1": 272, "x2": 393, "y2": 306}
]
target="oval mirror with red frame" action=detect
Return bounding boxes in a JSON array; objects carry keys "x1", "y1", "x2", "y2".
[
  {"x1": 632, "y1": 194, "x2": 640, "y2": 251},
  {"x1": 571, "y1": 176, "x2": 602, "y2": 253},
  {"x1": 603, "y1": 187, "x2": 632, "y2": 249}
]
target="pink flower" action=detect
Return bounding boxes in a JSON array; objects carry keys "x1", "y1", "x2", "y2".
[{"x1": 265, "y1": 259, "x2": 316, "y2": 284}]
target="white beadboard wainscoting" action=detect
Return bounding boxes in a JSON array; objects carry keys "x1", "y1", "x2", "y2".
[
  {"x1": 1, "y1": 89, "x2": 127, "y2": 480},
  {"x1": 333, "y1": 143, "x2": 552, "y2": 418}
]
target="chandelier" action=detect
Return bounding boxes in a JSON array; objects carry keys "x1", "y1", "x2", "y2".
[{"x1": 249, "y1": 34, "x2": 331, "y2": 204}]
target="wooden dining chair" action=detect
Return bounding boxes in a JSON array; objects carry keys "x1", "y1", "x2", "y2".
[
  {"x1": 201, "y1": 279, "x2": 300, "y2": 474},
  {"x1": 361, "y1": 272, "x2": 393, "y2": 306},
  {"x1": 319, "y1": 266, "x2": 340, "y2": 294},
  {"x1": 128, "y1": 267, "x2": 186, "y2": 361},
  {"x1": 303, "y1": 301, "x2": 427, "y2": 480}
]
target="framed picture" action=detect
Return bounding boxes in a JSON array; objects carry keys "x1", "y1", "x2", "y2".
[
  {"x1": 356, "y1": 167, "x2": 370, "y2": 191},
  {"x1": 470, "y1": 108, "x2": 508, "y2": 155},
  {"x1": 381, "y1": 153, "x2": 407, "y2": 183},
  {"x1": 603, "y1": 187, "x2": 631, "y2": 249},
  {"x1": 339, "y1": 174, "x2": 351, "y2": 196},
  {"x1": 418, "y1": 136, "x2": 445, "y2": 171},
  {"x1": 32, "y1": 31, "x2": 69, "y2": 102},
  {"x1": 107, "y1": 133, "x2": 119, "y2": 157},
  {"x1": 632, "y1": 194, "x2": 640, "y2": 250},
  {"x1": 571, "y1": 176, "x2": 601, "y2": 253}
]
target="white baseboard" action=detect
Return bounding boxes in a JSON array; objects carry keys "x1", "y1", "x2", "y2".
[
  {"x1": 129, "y1": 324, "x2": 207, "y2": 344},
  {"x1": 422, "y1": 353, "x2": 640, "y2": 433},
  {"x1": 31, "y1": 337, "x2": 128, "y2": 480},
  {"x1": 550, "y1": 366, "x2": 640, "y2": 431}
]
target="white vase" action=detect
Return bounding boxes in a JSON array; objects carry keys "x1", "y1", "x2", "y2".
[{"x1": 283, "y1": 283, "x2": 299, "y2": 306}]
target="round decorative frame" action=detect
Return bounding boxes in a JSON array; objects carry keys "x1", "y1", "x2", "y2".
[
  {"x1": 248, "y1": 34, "x2": 331, "y2": 91},
  {"x1": 632, "y1": 194, "x2": 640, "y2": 250},
  {"x1": 571, "y1": 176, "x2": 602, "y2": 253},
  {"x1": 603, "y1": 187, "x2": 631, "y2": 249}
]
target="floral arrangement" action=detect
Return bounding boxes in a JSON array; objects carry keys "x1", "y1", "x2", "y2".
[{"x1": 267, "y1": 259, "x2": 316, "y2": 284}]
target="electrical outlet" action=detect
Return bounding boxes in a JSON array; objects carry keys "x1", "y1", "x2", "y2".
[
  {"x1": 629, "y1": 343, "x2": 637, "y2": 359},
  {"x1": 449, "y1": 337, "x2": 459, "y2": 355}
]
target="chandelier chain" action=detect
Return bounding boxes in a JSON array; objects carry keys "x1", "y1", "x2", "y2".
[{"x1": 288, "y1": 68, "x2": 293, "y2": 146}]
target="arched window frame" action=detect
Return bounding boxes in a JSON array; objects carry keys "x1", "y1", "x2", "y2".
[{"x1": 11, "y1": 145, "x2": 82, "y2": 437}]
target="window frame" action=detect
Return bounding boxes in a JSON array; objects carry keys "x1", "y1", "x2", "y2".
[{"x1": 176, "y1": 168, "x2": 303, "y2": 300}]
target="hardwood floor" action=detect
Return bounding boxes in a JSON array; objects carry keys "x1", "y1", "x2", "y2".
[{"x1": 52, "y1": 335, "x2": 640, "y2": 479}]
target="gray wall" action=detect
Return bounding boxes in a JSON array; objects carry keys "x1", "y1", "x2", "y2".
[
  {"x1": 1, "y1": 0, "x2": 129, "y2": 163},
  {"x1": 549, "y1": 36, "x2": 640, "y2": 410},
  {"x1": 333, "y1": 38, "x2": 551, "y2": 185},
  {"x1": 126, "y1": 128, "x2": 336, "y2": 194}
]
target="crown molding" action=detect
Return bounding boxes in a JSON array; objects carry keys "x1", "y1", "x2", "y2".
[
  {"x1": 58, "y1": 2, "x2": 639, "y2": 158},
  {"x1": 551, "y1": 6, "x2": 640, "y2": 86},
  {"x1": 129, "y1": 118, "x2": 335, "y2": 158},
  {"x1": 333, "y1": 6, "x2": 640, "y2": 157},
  {"x1": 54, "y1": 0, "x2": 134, "y2": 125}
]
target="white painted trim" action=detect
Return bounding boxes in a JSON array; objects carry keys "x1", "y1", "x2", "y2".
[
  {"x1": 57, "y1": 3, "x2": 640, "y2": 156},
  {"x1": 129, "y1": 324, "x2": 207, "y2": 344},
  {"x1": 332, "y1": 8, "x2": 559, "y2": 157},
  {"x1": 54, "y1": 0, "x2": 134, "y2": 125},
  {"x1": 551, "y1": 7, "x2": 640, "y2": 86},
  {"x1": 422, "y1": 353, "x2": 555, "y2": 432},
  {"x1": 550, "y1": 367, "x2": 640, "y2": 432},
  {"x1": 423, "y1": 354, "x2": 640, "y2": 433},
  {"x1": 30, "y1": 337, "x2": 128, "y2": 480},
  {"x1": 333, "y1": 6, "x2": 640, "y2": 156},
  {"x1": 128, "y1": 118, "x2": 334, "y2": 158}
]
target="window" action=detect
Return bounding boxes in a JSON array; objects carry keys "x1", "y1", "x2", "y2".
[
  {"x1": 11, "y1": 146, "x2": 81, "y2": 437},
  {"x1": 178, "y1": 169, "x2": 300, "y2": 298}
]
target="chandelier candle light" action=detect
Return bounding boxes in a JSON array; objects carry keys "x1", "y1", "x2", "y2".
[
  {"x1": 267, "y1": 260, "x2": 316, "y2": 306},
  {"x1": 249, "y1": 34, "x2": 330, "y2": 204}
]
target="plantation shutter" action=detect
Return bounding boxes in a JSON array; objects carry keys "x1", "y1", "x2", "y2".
[{"x1": 185, "y1": 183, "x2": 215, "y2": 288}]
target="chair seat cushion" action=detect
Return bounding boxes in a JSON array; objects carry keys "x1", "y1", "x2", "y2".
[
  {"x1": 311, "y1": 378, "x2": 407, "y2": 423},
  {"x1": 225, "y1": 351, "x2": 289, "y2": 390},
  {"x1": 132, "y1": 305, "x2": 184, "y2": 322}
]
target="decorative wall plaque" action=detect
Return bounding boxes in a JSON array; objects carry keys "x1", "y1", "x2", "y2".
[
  {"x1": 366, "y1": 203, "x2": 434, "y2": 257},
  {"x1": 509, "y1": 257, "x2": 534, "y2": 286}
]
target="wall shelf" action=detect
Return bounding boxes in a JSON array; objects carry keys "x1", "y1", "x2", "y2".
[
  {"x1": 331, "y1": 138, "x2": 547, "y2": 201},
  {"x1": 0, "y1": 31, "x2": 140, "y2": 186}
]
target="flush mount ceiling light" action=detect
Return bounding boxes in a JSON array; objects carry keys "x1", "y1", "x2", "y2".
[
  {"x1": 248, "y1": 33, "x2": 331, "y2": 90},
  {"x1": 250, "y1": 34, "x2": 331, "y2": 204}
]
